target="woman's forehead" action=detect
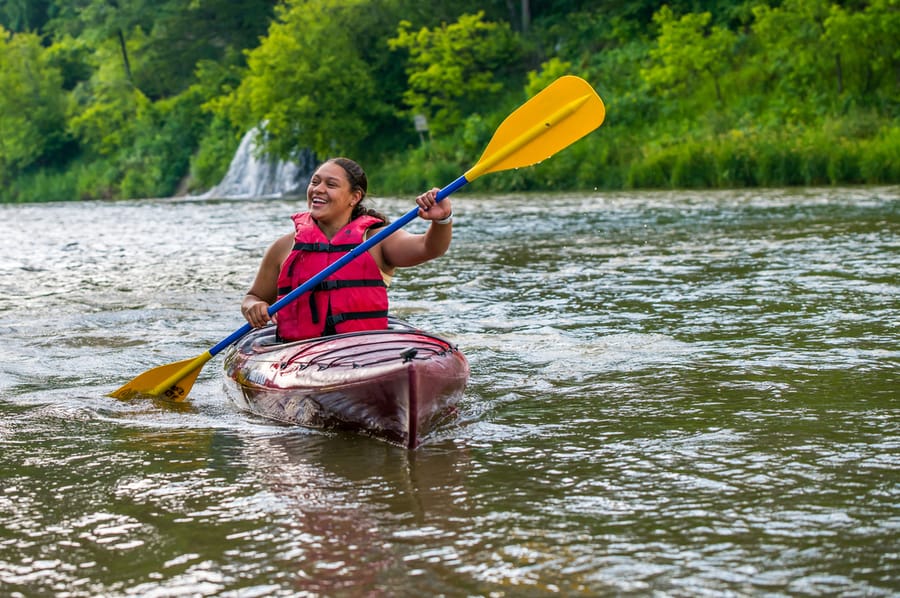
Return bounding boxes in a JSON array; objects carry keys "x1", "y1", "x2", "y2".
[{"x1": 313, "y1": 162, "x2": 347, "y2": 181}]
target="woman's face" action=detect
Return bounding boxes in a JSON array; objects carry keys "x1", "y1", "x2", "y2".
[{"x1": 306, "y1": 162, "x2": 361, "y2": 225}]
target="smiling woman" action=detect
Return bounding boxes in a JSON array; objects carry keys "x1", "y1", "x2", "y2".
[
  {"x1": 240, "y1": 156, "x2": 454, "y2": 341},
  {"x1": 107, "y1": 75, "x2": 605, "y2": 403}
]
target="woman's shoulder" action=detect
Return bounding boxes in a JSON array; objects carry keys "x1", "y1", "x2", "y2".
[
  {"x1": 276, "y1": 231, "x2": 295, "y2": 247},
  {"x1": 266, "y1": 232, "x2": 295, "y2": 259}
]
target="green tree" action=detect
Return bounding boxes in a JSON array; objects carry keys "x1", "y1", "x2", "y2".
[
  {"x1": 65, "y1": 33, "x2": 143, "y2": 158},
  {"x1": 210, "y1": 0, "x2": 396, "y2": 163},
  {"x1": 752, "y1": 0, "x2": 842, "y2": 107},
  {"x1": 46, "y1": 0, "x2": 153, "y2": 87},
  {"x1": 641, "y1": 5, "x2": 737, "y2": 105},
  {"x1": 44, "y1": 34, "x2": 93, "y2": 91},
  {"x1": 2, "y1": 0, "x2": 898, "y2": 201},
  {"x1": 47, "y1": 0, "x2": 277, "y2": 101},
  {"x1": 126, "y1": 0, "x2": 277, "y2": 100},
  {"x1": 824, "y1": 0, "x2": 900, "y2": 105},
  {"x1": 525, "y1": 57, "x2": 572, "y2": 98},
  {"x1": 0, "y1": 0, "x2": 52, "y2": 32},
  {"x1": 0, "y1": 26, "x2": 67, "y2": 184},
  {"x1": 388, "y1": 11, "x2": 523, "y2": 135}
]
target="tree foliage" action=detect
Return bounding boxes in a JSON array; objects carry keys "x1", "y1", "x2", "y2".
[
  {"x1": 0, "y1": 0, "x2": 52, "y2": 32},
  {"x1": 1, "y1": 0, "x2": 898, "y2": 201},
  {"x1": 823, "y1": 0, "x2": 900, "y2": 102},
  {"x1": 388, "y1": 11, "x2": 522, "y2": 135},
  {"x1": 0, "y1": 26, "x2": 67, "y2": 184},
  {"x1": 209, "y1": 0, "x2": 385, "y2": 162},
  {"x1": 642, "y1": 6, "x2": 737, "y2": 105},
  {"x1": 750, "y1": 0, "x2": 900, "y2": 118}
]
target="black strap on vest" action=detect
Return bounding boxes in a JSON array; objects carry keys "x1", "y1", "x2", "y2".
[
  {"x1": 277, "y1": 279, "x2": 386, "y2": 297},
  {"x1": 325, "y1": 310, "x2": 389, "y2": 328},
  {"x1": 292, "y1": 241, "x2": 359, "y2": 253}
]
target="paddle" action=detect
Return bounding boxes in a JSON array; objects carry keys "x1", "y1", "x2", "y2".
[{"x1": 110, "y1": 75, "x2": 605, "y2": 402}]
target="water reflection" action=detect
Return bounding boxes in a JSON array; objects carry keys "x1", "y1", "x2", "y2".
[{"x1": 184, "y1": 432, "x2": 475, "y2": 595}]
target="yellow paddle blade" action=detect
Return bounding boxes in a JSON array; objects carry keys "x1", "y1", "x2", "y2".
[
  {"x1": 465, "y1": 75, "x2": 605, "y2": 181},
  {"x1": 108, "y1": 352, "x2": 212, "y2": 402}
]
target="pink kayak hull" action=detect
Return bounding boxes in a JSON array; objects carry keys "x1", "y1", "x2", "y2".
[{"x1": 222, "y1": 321, "x2": 469, "y2": 448}]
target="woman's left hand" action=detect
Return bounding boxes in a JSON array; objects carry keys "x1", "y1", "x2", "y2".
[{"x1": 416, "y1": 188, "x2": 451, "y2": 222}]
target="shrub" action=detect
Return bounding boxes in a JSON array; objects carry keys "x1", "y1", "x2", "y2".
[
  {"x1": 859, "y1": 127, "x2": 900, "y2": 184},
  {"x1": 826, "y1": 141, "x2": 862, "y2": 185},
  {"x1": 714, "y1": 133, "x2": 758, "y2": 187},
  {"x1": 626, "y1": 148, "x2": 673, "y2": 189},
  {"x1": 670, "y1": 142, "x2": 716, "y2": 188}
]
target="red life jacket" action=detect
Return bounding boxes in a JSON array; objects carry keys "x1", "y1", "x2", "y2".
[{"x1": 275, "y1": 212, "x2": 389, "y2": 341}]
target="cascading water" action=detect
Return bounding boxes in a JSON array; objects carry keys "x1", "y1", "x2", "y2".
[{"x1": 202, "y1": 128, "x2": 316, "y2": 199}]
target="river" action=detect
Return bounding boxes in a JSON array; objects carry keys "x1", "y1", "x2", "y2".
[{"x1": 1, "y1": 187, "x2": 897, "y2": 596}]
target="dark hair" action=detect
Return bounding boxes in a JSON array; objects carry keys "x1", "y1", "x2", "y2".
[{"x1": 327, "y1": 157, "x2": 388, "y2": 224}]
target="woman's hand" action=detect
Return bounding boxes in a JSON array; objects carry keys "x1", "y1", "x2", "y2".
[
  {"x1": 379, "y1": 187, "x2": 453, "y2": 269},
  {"x1": 416, "y1": 188, "x2": 451, "y2": 223},
  {"x1": 242, "y1": 297, "x2": 272, "y2": 328}
]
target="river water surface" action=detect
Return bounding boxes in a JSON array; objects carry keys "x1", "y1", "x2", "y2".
[{"x1": 1, "y1": 187, "x2": 897, "y2": 596}]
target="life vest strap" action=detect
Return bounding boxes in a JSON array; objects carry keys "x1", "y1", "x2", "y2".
[
  {"x1": 292, "y1": 242, "x2": 359, "y2": 253},
  {"x1": 325, "y1": 310, "x2": 390, "y2": 328},
  {"x1": 277, "y1": 278, "x2": 386, "y2": 296}
]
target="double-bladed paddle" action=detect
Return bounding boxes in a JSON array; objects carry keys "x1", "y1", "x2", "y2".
[{"x1": 110, "y1": 75, "x2": 605, "y2": 402}]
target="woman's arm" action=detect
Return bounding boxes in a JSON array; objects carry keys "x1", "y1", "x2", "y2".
[
  {"x1": 242, "y1": 233, "x2": 293, "y2": 327},
  {"x1": 380, "y1": 188, "x2": 453, "y2": 269}
]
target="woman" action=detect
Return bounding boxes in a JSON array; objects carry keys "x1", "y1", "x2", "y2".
[{"x1": 241, "y1": 157, "x2": 453, "y2": 341}]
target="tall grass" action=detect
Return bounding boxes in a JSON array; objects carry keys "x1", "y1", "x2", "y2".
[
  {"x1": 372, "y1": 115, "x2": 898, "y2": 195},
  {"x1": 3, "y1": 158, "x2": 140, "y2": 203},
  {"x1": 858, "y1": 126, "x2": 900, "y2": 184},
  {"x1": 2, "y1": 168, "x2": 78, "y2": 203}
]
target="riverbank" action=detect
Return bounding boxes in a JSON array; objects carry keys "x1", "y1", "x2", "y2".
[{"x1": 6, "y1": 119, "x2": 898, "y2": 204}]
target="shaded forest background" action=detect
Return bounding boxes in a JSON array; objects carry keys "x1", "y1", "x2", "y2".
[{"x1": 1, "y1": 0, "x2": 897, "y2": 202}]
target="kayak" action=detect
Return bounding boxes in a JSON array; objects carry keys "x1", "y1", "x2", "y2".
[{"x1": 222, "y1": 319, "x2": 469, "y2": 448}]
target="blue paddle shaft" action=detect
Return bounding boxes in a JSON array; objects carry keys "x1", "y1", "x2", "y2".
[{"x1": 208, "y1": 175, "x2": 468, "y2": 356}]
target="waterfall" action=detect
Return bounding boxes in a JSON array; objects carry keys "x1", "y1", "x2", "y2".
[{"x1": 202, "y1": 128, "x2": 316, "y2": 199}]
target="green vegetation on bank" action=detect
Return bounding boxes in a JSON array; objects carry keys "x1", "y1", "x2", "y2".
[{"x1": 1, "y1": 0, "x2": 898, "y2": 202}]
